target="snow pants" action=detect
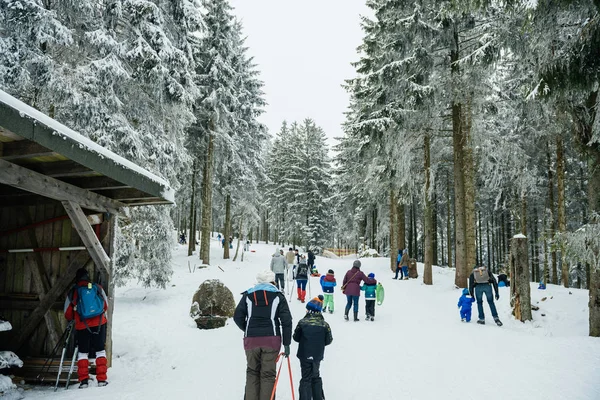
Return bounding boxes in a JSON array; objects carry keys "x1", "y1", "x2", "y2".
[
  {"x1": 365, "y1": 299, "x2": 375, "y2": 317},
  {"x1": 322, "y1": 293, "x2": 334, "y2": 312},
  {"x1": 460, "y1": 308, "x2": 472, "y2": 322},
  {"x1": 244, "y1": 347, "x2": 279, "y2": 400},
  {"x1": 299, "y1": 359, "x2": 324, "y2": 400},
  {"x1": 275, "y1": 273, "x2": 285, "y2": 290},
  {"x1": 475, "y1": 284, "x2": 498, "y2": 321},
  {"x1": 76, "y1": 324, "x2": 107, "y2": 382}
]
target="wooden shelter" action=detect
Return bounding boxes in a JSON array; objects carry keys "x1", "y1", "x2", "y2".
[{"x1": 0, "y1": 89, "x2": 174, "y2": 380}]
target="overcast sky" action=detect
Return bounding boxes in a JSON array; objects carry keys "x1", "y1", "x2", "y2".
[{"x1": 228, "y1": 0, "x2": 370, "y2": 147}]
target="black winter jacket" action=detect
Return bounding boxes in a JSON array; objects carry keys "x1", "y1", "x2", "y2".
[
  {"x1": 233, "y1": 284, "x2": 293, "y2": 345},
  {"x1": 293, "y1": 312, "x2": 333, "y2": 361},
  {"x1": 468, "y1": 270, "x2": 499, "y2": 298}
]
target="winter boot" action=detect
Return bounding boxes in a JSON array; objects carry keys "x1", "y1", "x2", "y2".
[
  {"x1": 98, "y1": 381, "x2": 109, "y2": 387},
  {"x1": 96, "y1": 356, "x2": 108, "y2": 384},
  {"x1": 78, "y1": 379, "x2": 89, "y2": 389},
  {"x1": 477, "y1": 319, "x2": 485, "y2": 325},
  {"x1": 494, "y1": 317, "x2": 503, "y2": 327},
  {"x1": 301, "y1": 290, "x2": 306, "y2": 303},
  {"x1": 365, "y1": 314, "x2": 370, "y2": 321},
  {"x1": 77, "y1": 358, "x2": 90, "y2": 384},
  {"x1": 370, "y1": 316, "x2": 374, "y2": 321},
  {"x1": 344, "y1": 308, "x2": 350, "y2": 321},
  {"x1": 353, "y1": 312, "x2": 359, "y2": 322}
]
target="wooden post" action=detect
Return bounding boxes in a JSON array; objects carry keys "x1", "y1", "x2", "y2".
[
  {"x1": 510, "y1": 235, "x2": 532, "y2": 322},
  {"x1": 62, "y1": 201, "x2": 110, "y2": 274}
]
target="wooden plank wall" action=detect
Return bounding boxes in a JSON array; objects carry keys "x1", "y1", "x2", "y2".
[{"x1": 0, "y1": 201, "x2": 103, "y2": 357}]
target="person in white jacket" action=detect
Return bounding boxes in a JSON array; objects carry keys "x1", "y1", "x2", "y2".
[{"x1": 270, "y1": 248, "x2": 288, "y2": 291}]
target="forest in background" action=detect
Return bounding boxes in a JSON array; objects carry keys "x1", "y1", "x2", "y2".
[{"x1": 1, "y1": 0, "x2": 599, "y2": 335}]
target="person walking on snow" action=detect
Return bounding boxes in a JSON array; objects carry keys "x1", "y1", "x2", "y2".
[
  {"x1": 293, "y1": 295, "x2": 333, "y2": 400},
  {"x1": 468, "y1": 265, "x2": 503, "y2": 326},
  {"x1": 270, "y1": 248, "x2": 288, "y2": 291},
  {"x1": 307, "y1": 249, "x2": 316, "y2": 270},
  {"x1": 457, "y1": 288, "x2": 475, "y2": 322},
  {"x1": 361, "y1": 273, "x2": 378, "y2": 321},
  {"x1": 319, "y1": 269, "x2": 336, "y2": 313},
  {"x1": 342, "y1": 260, "x2": 374, "y2": 321},
  {"x1": 63, "y1": 267, "x2": 109, "y2": 388},
  {"x1": 392, "y1": 249, "x2": 403, "y2": 278},
  {"x1": 295, "y1": 257, "x2": 310, "y2": 302},
  {"x1": 285, "y1": 247, "x2": 296, "y2": 282},
  {"x1": 398, "y1": 249, "x2": 410, "y2": 280},
  {"x1": 234, "y1": 270, "x2": 293, "y2": 400}
]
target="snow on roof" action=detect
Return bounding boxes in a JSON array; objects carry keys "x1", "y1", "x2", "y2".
[
  {"x1": 0, "y1": 89, "x2": 174, "y2": 203},
  {"x1": 513, "y1": 233, "x2": 527, "y2": 239}
]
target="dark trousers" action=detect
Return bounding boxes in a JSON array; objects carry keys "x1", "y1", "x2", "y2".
[
  {"x1": 244, "y1": 347, "x2": 279, "y2": 400},
  {"x1": 297, "y1": 280, "x2": 307, "y2": 290},
  {"x1": 299, "y1": 359, "x2": 324, "y2": 400},
  {"x1": 365, "y1": 299, "x2": 375, "y2": 317},
  {"x1": 275, "y1": 273, "x2": 285, "y2": 290},
  {"x1": 76, "y1": 323, "x2": 106, "y2": 354},
  {"x1": 475, "y1": 284, "x2": 498, "y2": 320},
  {"x1": 394, "y1": 266, "x2": 402, "y2": 279},
  {"x1": 345, "y1": 295, "x2": 359, "y2": 314}
]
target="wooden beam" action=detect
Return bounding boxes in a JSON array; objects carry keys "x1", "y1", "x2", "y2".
[
  {"x1": 62, "y1": 201, "x2": 110, "y2": 274},
  {"x1": 0, "y1": 298, "x2": 63, "y2": 311},
  {"x1": 60, "y1": 176, "x2": 130, "y2": 191},
  {"x1": 0, "y1": 140, "x2": 54, "y2": 160},
  {"x1": 25, "y1": 160, "x2": 93, "y2": 178},
  {"x1": 93, "y1": 188, "x2": 158, "y2": 201},
  {"x1": 8, "y1": 252, "x2": 90, "y2": 352},
  {"x1": 0, "y1": 159, "x2": 124, "y2": 214}
]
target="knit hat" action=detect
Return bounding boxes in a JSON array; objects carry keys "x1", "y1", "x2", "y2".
[
  {"x1": 462, "y1": 288, "x2": 469, "y2": 295},
  {"x1": 75, "y1": 267, "x2": 90, "y2": 282},
  {"x1": 368, "y1": 273, "x2": 375, "y2": 279},
  {"x1": 306, "y1": 295, "x2": 324, "y2": 313},
  {"x1": 327, "y1": 269, "x2": 334, "y2": 274},
  {"x1": 353, "y1": 260, "x2": 361, "y2": 269},
  {"x1": 256, "y1": 270, "x2": 276, "y2": 284}
]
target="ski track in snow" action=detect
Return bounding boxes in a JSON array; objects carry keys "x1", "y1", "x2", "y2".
[{"x1": 25, "y1": 239, "x2": 600, "y2": 399}]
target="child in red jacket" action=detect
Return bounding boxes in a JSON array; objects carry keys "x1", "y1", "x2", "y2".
[{"x1": 64, "y1": 267, "x2": 109, "y2": 388}]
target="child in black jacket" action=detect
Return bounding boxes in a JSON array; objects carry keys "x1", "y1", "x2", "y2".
[{"x1": 293, "y1": 295, "x2": 333, "y2": 400}]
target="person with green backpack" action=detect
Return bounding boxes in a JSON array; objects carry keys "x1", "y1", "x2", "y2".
[{"x1": 63, "y1": 267, "x2": 109, "y2": 388}]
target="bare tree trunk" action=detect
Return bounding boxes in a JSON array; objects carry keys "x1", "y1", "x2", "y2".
[
  {"x1": 521, "y1": 194, "x2": 527, "y2": 236},
  {"x1": 188, "y1": 161, "x2": 197, "y2": 256},
  {"x1": 556, "y1": 136, "x2": 568, "y2": 287},
  {"x1": 233, "y1": 216, "x2": 244, "y2": 262},
  {"x1": 464, "y1": 99, "x2": 477, "y2": 272},
  {"x1": 547, "y1": 142, "x2": 558, "y2": 284},
  {"x1": 397, "y1": 203, "x2": 406, "y2": 250},
  {"x1": 510, "y1": 236, "x2": 532, "y2": 322},
  {"x1": 199, "y1": 130, "x2": 215, "y2": 265},
  {"x1": 423, "y1": 131, "x2": 433, "y2": 285},
  {"x1": 447, "y1": 170, "x2": 453, "y2": 270},
  {"x1": 390, "y1": 190, "x2": 397, "y2": 273},
  {"x1": 223, "y1": 193, "x2": 231, "y2": 259},
  {"x1": 432, "y1": 186, "x2": 438, "y2": 265}
]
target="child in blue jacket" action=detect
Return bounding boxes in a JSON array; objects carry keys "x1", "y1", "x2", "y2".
[
  {"x1": 320, "y1": 269, "x2": 336, "y2": 313},
  {"x1": 457, "y1": 288, "x2": 475, "y2": 322},
  {"x1": 361, "y1": 273, "x2": 378, "y2": 321}
]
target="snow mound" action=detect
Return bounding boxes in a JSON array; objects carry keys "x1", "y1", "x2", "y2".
[
  {"x1": 0, "y1": 321, "x2": 11, "y2": 332},
  {"x1": 320, "y1": 250, "x2": 339, "y2": 259}
]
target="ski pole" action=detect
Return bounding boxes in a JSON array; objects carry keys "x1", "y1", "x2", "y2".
[
  {"x1": 308, "y1": 275, "x2": 312, "y2": 298},
  {"x1": 65, "y1": 346, "x2": 78, "y2": 390},
  {"x1": 269, "y1": 353, "x2": 285, "y2": 400},
  {"x1": 54, "y1": 322, "x2": 75, "y2": 391},
  {"x1": 286, "y1": 355, "x2": 295, "y2": 400},
  {"x1": 37, "y1": 321, "x2": 73, "y2": 383}
]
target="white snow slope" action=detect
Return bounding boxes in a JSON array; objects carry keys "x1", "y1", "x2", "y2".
[{"x1": 25, "y1": 238, "x2": 600, "y2": 399}]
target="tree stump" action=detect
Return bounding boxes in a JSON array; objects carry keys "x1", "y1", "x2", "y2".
[
  {"x1": 409, "y1": 259, "x2": 419, "y2": 278},
  {"x1": 510, "y1": 235, "x2": 532, "y2": 322},
  {"x1": 190, "y1": 280, "x2": 235, "y2": 329}
]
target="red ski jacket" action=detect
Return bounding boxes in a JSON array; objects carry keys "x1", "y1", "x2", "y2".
[{"x1": 64, "y1": 280, "x2": 108, "y2": 331}]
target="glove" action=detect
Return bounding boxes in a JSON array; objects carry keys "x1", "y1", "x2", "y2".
[
  {"x1": 495, "y1": 294, "x2": 499, "y2": 301},
  {"x1": 284, "y1": 345, "x2": 290, "y2": 358}
]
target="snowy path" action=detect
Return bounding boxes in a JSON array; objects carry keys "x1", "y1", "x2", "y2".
[{"x1": 26, "y1": 240, "x2": 600, "y2": 399}]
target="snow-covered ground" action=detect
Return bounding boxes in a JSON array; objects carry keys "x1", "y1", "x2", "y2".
[{"x1": 24, "y1": 238, "x2": 600, "y2": 399}]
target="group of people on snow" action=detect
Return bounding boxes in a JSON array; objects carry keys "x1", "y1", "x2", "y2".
[
  {"x1": 237, "y1": 253, "x2": 386, "y2": 400},
  {"x1": 234, "y1": 269, "x2": 331, "y2": 400},
  {"x1": 457, "y1": 265, "x2": 503, "y2": 326}
]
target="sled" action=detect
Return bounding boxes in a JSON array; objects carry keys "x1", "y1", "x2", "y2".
[{"x1": 376, "y1": 283, "x2": 385, "y2": 305}]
